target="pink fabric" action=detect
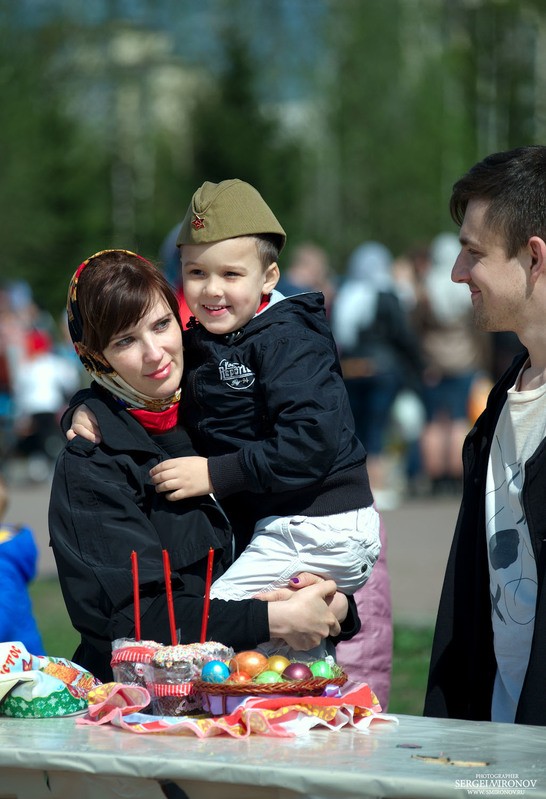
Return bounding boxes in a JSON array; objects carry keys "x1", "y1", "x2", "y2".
[
  {"x1": 336, "y1": 511, "x2": 392, "y2": 709},
  {"x1": 78, "y1": 682, "x2": 397, "y2": 738}
]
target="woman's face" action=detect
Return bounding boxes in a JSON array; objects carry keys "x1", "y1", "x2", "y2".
[{"x1": 102, "y1": 293, "x2": 183, "y2": 398}]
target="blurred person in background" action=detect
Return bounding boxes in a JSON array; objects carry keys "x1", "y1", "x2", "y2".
[
  {"x1": 391, "y1": 246, "x2": 427, "y2": 314},
  {"x1": 389, "y1": 248, "x2": 430, "y2": 496},
  {"x1": 277, "y1": 242, "x2": 337, "y2": 314},
  {"x1": 0, "y1": 475, "x2": 45, "y2": 654},
  {"x1": 0, "y1": 284, "x2": 29, "y2": 466},
  {"x1": 159, "y1": 221, "x2": 199, "y2": 328},
  {"x1": 12, "y1": 327, "x2": 81, "y2": 482},
  {"x1": 0, "y1": 299, "x2": 14, "y2": 465},
  {"x1": 331, "y1": 241, "x2": 423, "y2": 510},
  {"x1": 411, "y1": 232, "x2": 489, "y2": 495}
]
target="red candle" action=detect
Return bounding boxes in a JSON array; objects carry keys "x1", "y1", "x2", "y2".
[
  {"x1": 200, "y1": 547, "x2": 215, "y2": 643},
  {"x1": 131, "y1": 550, "x2": 141, "y2": 641},
  {"x1": 162, "y1": 549, "x2": 177, "y2": 646}
]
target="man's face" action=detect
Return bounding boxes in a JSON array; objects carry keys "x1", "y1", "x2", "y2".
[
  {"x1": 451, "y1": 199, "x2": 528, "y2": 333},
  {"x1": 181, "y1": 237, "x2": 279, "y2": 335}
]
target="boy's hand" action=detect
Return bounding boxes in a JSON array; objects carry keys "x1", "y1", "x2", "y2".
[
  {"x1": 149, "y1": 457, "x2": 213, "y2": 500},
  {"x1": 66, "y1": 404, "x2": 101, "y2": 443}
]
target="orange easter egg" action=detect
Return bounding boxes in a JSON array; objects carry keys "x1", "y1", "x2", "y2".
[{"x1": 229, "y1": 650, "x2": 268, "y2": 677}]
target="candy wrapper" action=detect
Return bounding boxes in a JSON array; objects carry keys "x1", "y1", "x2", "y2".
[{"x1": 0, "y1": 641, "x2": 101, "y2": 718}]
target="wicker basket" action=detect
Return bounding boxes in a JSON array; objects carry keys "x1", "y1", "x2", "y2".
[
  {"x1": 194, "y1": 672, "x2": 347, "y2": 698},
  {"x1": 195, "y1": 672, "x2": 348, "y2": 716}
]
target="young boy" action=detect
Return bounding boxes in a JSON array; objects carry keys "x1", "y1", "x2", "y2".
[{"x1": 149, "y1": 179, "x2": 381, "y2": 657}]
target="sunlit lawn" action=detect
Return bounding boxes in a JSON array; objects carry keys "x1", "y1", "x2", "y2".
[
  {"x1": 29, "y1": 577, "x2": 433, "y2": 716},
  {"x1": 390, "y1": 623, "x2": 434, "y2": 715},
  {"x1": 30, "y1": 577, "x2": 79, "y2": 659}
]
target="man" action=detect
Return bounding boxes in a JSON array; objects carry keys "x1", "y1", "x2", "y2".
[{"x1": 424, "y1": 145, "x2": 546, "y2": 726}]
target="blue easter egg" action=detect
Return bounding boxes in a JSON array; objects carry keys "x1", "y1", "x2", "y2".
[{"x1": 201, "y1": 660, "x2": 230, "y2": 683}]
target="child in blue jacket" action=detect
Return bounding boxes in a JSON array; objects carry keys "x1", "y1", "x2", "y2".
[{"x1": 0, "y1": 477, "x2": 45, "y2": 655}]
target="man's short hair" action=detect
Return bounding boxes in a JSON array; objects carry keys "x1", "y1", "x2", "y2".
[{"x1": 450, "y1": 145, "x2": 546, "y2": 257}]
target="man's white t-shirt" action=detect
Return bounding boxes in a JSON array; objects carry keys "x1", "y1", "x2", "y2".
[{"x1": 485, "y1": 366, "x2": 543, "y2": 722}]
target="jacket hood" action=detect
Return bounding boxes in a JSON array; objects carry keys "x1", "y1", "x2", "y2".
[{"x1": 239, "y1": 291, "x2": 331, "y2": 342}]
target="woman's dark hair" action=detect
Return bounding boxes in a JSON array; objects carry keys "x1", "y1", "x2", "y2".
[
  {"x1": 450, "y1": 145, "x2": 546, "y2": 257},
  {"x1": 76, "y1": 250, "x2": 182, "y2": 354}
]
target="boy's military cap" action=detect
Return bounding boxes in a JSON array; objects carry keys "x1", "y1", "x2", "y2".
[{"x1": 177, "y1": 179, "x2": 286, "y2": 251}]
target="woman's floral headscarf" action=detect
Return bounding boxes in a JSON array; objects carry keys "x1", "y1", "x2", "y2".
[{"x1": 67, "y1": 249, "x2": 181, "y2": 412}]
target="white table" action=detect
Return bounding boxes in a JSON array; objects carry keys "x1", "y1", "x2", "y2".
[{"x1": 1, "y1": 713, "x2": 545, "y2": 799}]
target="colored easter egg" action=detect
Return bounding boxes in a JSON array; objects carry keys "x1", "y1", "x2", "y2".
[
  {"x1": 254, "y1": 669, "x2": 284, "y2": 684},
  {"x1": 229, "y1": 650, "x2": 269, "y2": 677},
  {"x1": 226, "y1": 670, "x2": 252, "y2": 684},
  {"x1": 201, "y1": 660, "x2": 231, "y2": 683},
  {"x1": 310, "y1": 660, "x2": 334, "y2": 679},
  {"x1": 282, "y1": 662, "x2": 313, "y2": 681},
  {"x1": 267, "y1": 655, "x2": 291, "y2": 674}
]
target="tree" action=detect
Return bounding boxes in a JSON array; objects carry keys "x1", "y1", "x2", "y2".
[
  {"x1": 0, "y1": 11, "x2": 112, "y2": 315},
  {"x1": 319, "y1": 0, "x2": 544, "y2": 270},
  {"x1": 449, "y1": 0, "x2": 540, "y2": 155}
]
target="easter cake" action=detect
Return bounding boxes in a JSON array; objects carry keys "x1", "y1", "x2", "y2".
[
  {"x1": 147, "y1": 641, "x2": 235, "y2": 716},
  {"x1": 110, "y1": 638, "x2": 161, "y2": 687}
]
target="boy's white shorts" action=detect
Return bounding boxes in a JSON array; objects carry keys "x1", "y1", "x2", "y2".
[{"x1": 210, "y1": 505, "x2": 381, "y2": 601}]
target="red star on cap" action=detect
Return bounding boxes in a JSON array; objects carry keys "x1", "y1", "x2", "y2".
[{"x1": 192, "y1": 215, "x2": 205, "y2": 230}]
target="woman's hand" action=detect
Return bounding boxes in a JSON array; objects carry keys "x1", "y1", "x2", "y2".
[
  {"x1": 265, "y1": 580, "x2": 343, "y2": 651},
  {"x1": 256, "y1": 571, "x2": 349, "y2": 629},
  {"x1": 254, "y1": 571, "x2": 328, "y2": 600},
  {"x1": 66, "y1": 404, "x2": 101, "y2": 443}
]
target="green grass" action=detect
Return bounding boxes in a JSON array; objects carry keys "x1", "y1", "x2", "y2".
[
  {"x1": 29, "y1": 577, "x2": 434, "y2": 716},
  {"x1": 390, "y1": 623, "x2": 434, "y2": 715},
  {"x1": 29, "y1": 577, "x2": 79, "y2": 659}
]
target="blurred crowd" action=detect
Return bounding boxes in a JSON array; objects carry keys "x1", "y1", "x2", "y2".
[
  {"x1": 0, "y1": 235, "x2": 524, "y2": 504},
  {"x1": 282, "y1": 235, "x2": 524, "y2": 510},
  {"x1": 0, "y1": 281, "x2": 84, "y2": 484}
]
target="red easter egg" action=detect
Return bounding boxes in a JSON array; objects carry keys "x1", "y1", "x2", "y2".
[
  {"x1": 229, "y1": 650, "x2": 269, "y2": 677},
  {"x1": 282, "y1": 662, "x2": 313, "y2": 681},
  {"x1": 226, "y1": 670, "x2": 252, "y2": 683}
]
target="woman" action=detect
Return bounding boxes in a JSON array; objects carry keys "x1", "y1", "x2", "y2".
[{"x1": 49, "y1": 249, "x2": 349, "y2": 682}]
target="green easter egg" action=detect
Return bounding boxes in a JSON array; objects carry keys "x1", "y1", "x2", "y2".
[
  {"x1": 254, "y1": 669, "x2": 284, "y2": 684},
  {"x1": 310, "y1": 660, "x2": 334, "y2": 679}
]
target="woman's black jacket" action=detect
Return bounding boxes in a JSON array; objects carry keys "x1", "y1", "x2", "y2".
[{"x1": 49, "y1": 384, "x2": 269, "y2": 682}]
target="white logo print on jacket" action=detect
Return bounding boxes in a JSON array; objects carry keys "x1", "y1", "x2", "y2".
[{"x1": 218, "y1": 358, "x2": 255, "y2": 389}]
